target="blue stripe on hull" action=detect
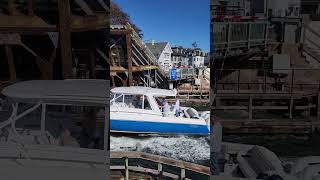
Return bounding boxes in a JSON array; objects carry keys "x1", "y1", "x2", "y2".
[{"x1": 110, "y1": 119, "x2": 210, "y2": 135}]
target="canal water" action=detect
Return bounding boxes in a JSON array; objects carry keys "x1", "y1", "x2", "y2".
[
  {"x1": 110, "y1": 135, "x2": 210, "y2": 166},
  {"x1": 110, "y1": 102, "x2": 211, "y2": 166}
]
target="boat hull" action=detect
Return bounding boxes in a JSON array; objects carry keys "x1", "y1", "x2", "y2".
[{"x1": 110, "y1": 118, "x2": 210, "y2": 136}]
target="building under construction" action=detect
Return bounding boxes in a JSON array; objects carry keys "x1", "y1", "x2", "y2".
[
  {"x1": 110, "y1": 24, "x2": 169, "y2": 88},
  {"x1": 211, "y1": 0, "x2": 320, "y2": 134},
  {"x1": 0, "y1": 0, "x2": 109, "y2": 90}
]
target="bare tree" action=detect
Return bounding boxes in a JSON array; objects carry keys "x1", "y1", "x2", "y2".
[
  {"x1": 192, "y1": 41, "x2": 198, "y2": 49},
  {"x1": 110, "y1": 2, "x2": 143, "y2": 37}
]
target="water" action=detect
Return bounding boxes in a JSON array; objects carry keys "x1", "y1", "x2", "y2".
[{"x1": 110, "y1": 135, "x2": 210, "y2": 166}]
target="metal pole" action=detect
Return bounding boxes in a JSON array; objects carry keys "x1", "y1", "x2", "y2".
[{"x1": 40, "y1": 103, "x2": 46, "y2": 137}]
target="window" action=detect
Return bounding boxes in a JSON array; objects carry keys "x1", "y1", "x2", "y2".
[
  {"x1": 111, "y1": 94, "x2": 146, "y2": 109},
  {"x1": 164, "y1": 53, "x2": 170, "y2": 59},
  {"x1": 143, "y1": 96, "x2": 151, "y2": 110}
]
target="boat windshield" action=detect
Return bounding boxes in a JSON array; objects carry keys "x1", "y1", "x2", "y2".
[{"x1": 111, "y1": 93, "x2": 152, "y2": 110}]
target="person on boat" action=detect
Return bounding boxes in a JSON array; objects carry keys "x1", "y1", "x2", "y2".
[
  {"x1": 211, "y1": 115, "x2": 224, "y2": 176},
  {"x1": 173, "y1": 99, "x2": 181, "y2": 117},
  {"x1": 46, "y1": 112, "x2": 79, "y2": 147},
  {"x1": 162, "y1": 100, "x2": 170, "y2": 117}
]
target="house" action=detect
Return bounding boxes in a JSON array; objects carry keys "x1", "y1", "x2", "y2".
[
  {"x1": 171, "y1": 46, "x2": 189, "y2": 67},
  {"x1": 189, "y1": 48, "x2": 206, "y2": 68},
  {"x1": 146, "y1": 41, "x2": 173, "y2": 72}
]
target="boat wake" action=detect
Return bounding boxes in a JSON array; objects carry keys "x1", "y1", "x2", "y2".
[{"x1": 110, "y1": 135, "x2": 210, "y2": 165}]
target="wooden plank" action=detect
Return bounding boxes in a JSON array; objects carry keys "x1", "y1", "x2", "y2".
[
  {"x1": 4, "y1": 45, "x2": 16, "y2": 81},
  {"x1": 126, "y1": 33, "x2": 133, "y2": 86},
  {"x1": 58, "y1": 0, "x2": 73, "y2": 79}
]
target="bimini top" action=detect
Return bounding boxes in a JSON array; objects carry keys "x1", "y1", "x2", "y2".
[
  {"x1": 111, "y1": 86, "x2": 177, "y2": 97},
  {"x1": 1, "y1": 80, "x2": 108, "y2": 106}
]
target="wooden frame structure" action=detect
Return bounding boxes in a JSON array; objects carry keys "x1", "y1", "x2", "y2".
[
  {"x1": 0, "y1": 0, "x2": 109, "y2": 88},
  {"x1": 110, "y1": 24, "x2": 168, "y2": 88}
]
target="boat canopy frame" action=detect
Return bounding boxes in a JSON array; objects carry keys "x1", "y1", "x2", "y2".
[{"x1": 0, "y1": 79, "x2": 108, "y2": 145}]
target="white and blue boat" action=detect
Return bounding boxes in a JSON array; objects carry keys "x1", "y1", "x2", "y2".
[{"x1": 110, "y1": 87, "x2": 210, "y2": 136}]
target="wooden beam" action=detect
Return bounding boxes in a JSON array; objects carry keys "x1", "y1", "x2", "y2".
[
  {"x1": 74, "y1": 0, "x2": 94, "y2": 15},
  {"x1": 71, "y1": 14, "x2": 109, "y2": 31},
  {"x1": 58, "y1": 0, "x2": 73, "y2": 79},
  {"x1": 27, "y1": 0, "x2": 34, "y2": 16},
  {"x1": 126, "y1": 33, "x2": 133, "y2": 86},
  {"x1": 111, "y1": 66, "x2": 158, "y2": 73},
  {"x1": 97, "y1": 0, "x2": 110, "y2": 12},
  {"x1": 110, "y1": 29, "x2": 131, "y2": 35},
  {"x1": 4, "y1": 45, "x2": 16, "y2": 80}
]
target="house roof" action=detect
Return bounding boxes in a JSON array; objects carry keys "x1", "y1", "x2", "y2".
[{"x1": 145, "y1": 42, "x2": 168, "y2": 59}]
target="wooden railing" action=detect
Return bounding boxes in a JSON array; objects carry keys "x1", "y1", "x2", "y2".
[
  {"x1": 110, "y1": 151, "x2": 210, "y2": 180},
  {"x1": 214, "y1": 69, "x2": 320, "y2": 95}
]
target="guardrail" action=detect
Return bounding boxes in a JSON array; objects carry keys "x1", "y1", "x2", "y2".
[
  {"x1": 212, "y1": 21, "x2": 269, "y2": 52},
  {"x1": 169, "y1": 68, "x2": 195, "y2": 80},
  {"x1": 110, "y1": 151, "x2": 210, "y2": 180},
  {"x1": 213, "y1": 69, "x2": 320, "y2": 95}
]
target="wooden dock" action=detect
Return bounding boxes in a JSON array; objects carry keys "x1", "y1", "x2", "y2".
[
  {"x1": 221, "y1": 119, "x2": 320, "y2": 135},
  {"x1": 110, "y1": 151, "x2": 210, "y2": 180}
]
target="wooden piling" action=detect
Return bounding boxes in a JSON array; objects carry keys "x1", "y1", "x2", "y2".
[
  {"x1": 125, "y1": 157, "x2": 129, "y2": 180},
  {"x1": 289, "y1": 96, "x2": 294, "y2": 119},
  {"x1": 58, "y1": 0, "x2": 73, "y2": 79},
  {"x1": 180, "y1": 168, "x2": 185, "y2": 180},
  {"x1": 248, "y1": 96, "x2": 253, "y2": 120}
]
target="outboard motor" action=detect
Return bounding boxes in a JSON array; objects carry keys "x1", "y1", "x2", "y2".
[{"x1": 186, "y1": 108, "x2": 200, "y2": 119}]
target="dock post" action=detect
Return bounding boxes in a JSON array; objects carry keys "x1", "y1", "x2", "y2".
[
  {"x1": 317, "y1": 92, "x2": 320, "y2": 121},
  {"x1": 289, "y1": 96, "x2": 294, "y2": 119},
  {"x1": 180, "y1": 168, "x2": 185, "y2": 180},
  {"x1": 125, "y1": 157, "x2": 129, "y2": 180},
  {"x1": 249, "y1": 96, "x2": 253, "y2": 120},
  {"x1": 158, "y1": 163, "x2": 163, "y2": 179},
  {"x1": 58, "y1": 0, "x2": 73, "y2": 79}
]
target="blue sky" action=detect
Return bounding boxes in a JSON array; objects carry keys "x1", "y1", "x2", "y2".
[{"x1": 113, "y1": 0, "x2": 210, "y2": 52}]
